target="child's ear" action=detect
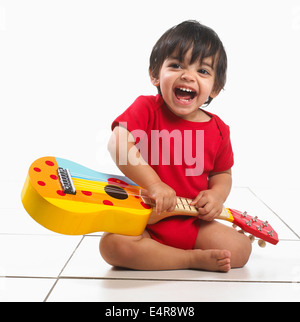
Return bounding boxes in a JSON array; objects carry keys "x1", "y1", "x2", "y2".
[{"x1": 149, "y1": 69, "x2": 160, "y2": 87}]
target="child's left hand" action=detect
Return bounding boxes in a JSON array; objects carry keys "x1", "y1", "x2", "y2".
[{"x1": 190, "y1": 190, "x2": 224, "y2": 221}]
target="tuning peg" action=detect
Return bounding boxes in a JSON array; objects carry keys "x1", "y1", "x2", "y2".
[
  {"x1": 238, "y1": 229, "x2": 245, "y2": 234},
  {"x1": 232, "y1": 224, "x2": 237, "y2": 229},
  {"x1": 249, "y1": 235, "x2": 255, "y2": 243},
  {"x1": 262, "y1": 221, "x2": 269, "y2": 227},
  {"x1": 246, "y1": 220, "x2": 252, "y2": 227},
  {"x1": 256, "y1": 225, "x2": 263, "y2": 232},
  {"x1": 258, "y1": 239, "x2": 266, "y2": 248}
]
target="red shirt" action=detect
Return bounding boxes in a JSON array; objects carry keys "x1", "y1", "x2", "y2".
[{"x1": 112, "y1": 94, "x2": 234, "y2": 199}]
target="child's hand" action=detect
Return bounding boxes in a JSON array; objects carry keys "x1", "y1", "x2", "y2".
[
  {"x1": 146, "y1": 181, "x2": 177, "y2": 215},
  {"x1": 190, "y1": 190, "x2": 224, "y2": 221}
]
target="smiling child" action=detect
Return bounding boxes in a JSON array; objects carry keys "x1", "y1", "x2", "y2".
[{"x1": 100, "y1": 20, "x2": 252, "y2": 272}]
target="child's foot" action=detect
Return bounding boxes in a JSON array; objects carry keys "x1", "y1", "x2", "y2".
[{"x1": 189, "y1": 249, "x2": 231, "y2": 272}]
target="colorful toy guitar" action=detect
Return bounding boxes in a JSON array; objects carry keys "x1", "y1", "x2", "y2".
[{"x1": 21, "y1": 157, "x2": 279, "y2": 246}]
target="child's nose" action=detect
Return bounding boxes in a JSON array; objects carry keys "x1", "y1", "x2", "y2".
[{"x1": 180, "y1": 71, "x2": 196, "y2": 82}]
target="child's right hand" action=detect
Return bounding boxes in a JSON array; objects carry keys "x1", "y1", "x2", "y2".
[{"x1": 146, "y1": 181, "x2": 177, "y2": 215}]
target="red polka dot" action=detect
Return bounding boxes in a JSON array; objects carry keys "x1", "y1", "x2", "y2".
[
  {"x1": 37, "y1": 181, "x2": 46, "y2": 186},
  {"x1": 34, "y1": 167, "x2": 41, "y2": 172},
  {"x1": 56, "y1": 190, "x2": 66, "y2": 196},
  {"x1": 45, "y1": 160, "x2": 54, "y2": 166},
  {"x1": 103, "y1": 200, "x2": 113, "y2": 206},
  {"x1": 108, "y1": 178, "x2": 129, "y2": 187},
  {"x1": 82, "y1": 191, "x2": 92, "y2": 196},
  {"x1": 141, "y1": 202, "x2": 151, "y2": 209},
  {"x1": 50, "y1": 175, "x2": 58, "y2": 180}
]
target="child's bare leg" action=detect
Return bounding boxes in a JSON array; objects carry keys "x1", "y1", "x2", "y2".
[
  {"x1": 194, "y1": 220, "x2": 252, "y2": 268},
  {"x1": 100, "y1": 231, "x2": 231, "y2": 272}
]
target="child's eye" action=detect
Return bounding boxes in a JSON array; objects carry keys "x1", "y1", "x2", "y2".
[
  {"x1": 198, "y1": 69, "x2": 209, "y2": 75},
  {"x1": 170, "y1": 63, "x2": 181, "y2": 69}
]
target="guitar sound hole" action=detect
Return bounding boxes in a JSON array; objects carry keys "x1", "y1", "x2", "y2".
[{"x1": 104, "y1": 184, "x2": 128, "y2": 200}]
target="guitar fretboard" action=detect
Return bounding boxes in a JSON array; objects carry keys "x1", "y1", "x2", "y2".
[{"x1": 175, "y1": 197, "x2": 198, "y2": 214}]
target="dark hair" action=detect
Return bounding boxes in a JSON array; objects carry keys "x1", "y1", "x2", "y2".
[{"x1": 149, "y1": 20, "x2": 227, "y2": 106}]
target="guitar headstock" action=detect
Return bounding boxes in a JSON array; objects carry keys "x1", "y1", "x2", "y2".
[{"x1": 228, "y1": 208, "x2": 279, "y2": 245}]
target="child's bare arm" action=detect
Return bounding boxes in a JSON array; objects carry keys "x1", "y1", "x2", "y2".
[
  {"x1": 190, "y1": 169, "x2": 232, "y2": 221},
  {"x1": 108, "y1": 126, "x2": 176, "y2": 214}
]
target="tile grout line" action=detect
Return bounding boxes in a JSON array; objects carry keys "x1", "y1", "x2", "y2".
[
  {"x1": 55, "y1": 276, "x2": 300, "y2": 284},
  {"x1": 43, "y1": 235, "x2": 86, "y2": 302},
  {"x1": 248, "y1": 187, "x2": 300, "y2": 240},
  {"x1": 1, "y1": 275, "x2": 299, "y2": 284}
]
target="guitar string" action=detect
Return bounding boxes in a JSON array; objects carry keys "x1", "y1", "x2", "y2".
[
  {"x1": 72, "y1": 181, "x2": 143, "y2": 198},
  {"x1": 58, "y1": 170, "x2": 263, "y2": 217},
  {"x1": 68, "y1": 172, "x2": 194, "y2": 202},
  {"x1": 60, "y1": 171, "x2": 275, "y2": 232},
  {"x1": 70, "y1": 172, "x2": 136, "y2": 184},
  {"x1": 73, "y1": 182, "x2": 196, "y2": 210},
  {"x1": 63, "y1": 171, "x2": 198, "y2": 209},
  {"x1": 71, "y1": 176, "x2": 143, "y2": 194},
  {"x1": 60, "y1": 175, "x2": 257, "y2": 221},
  {"x1": 64, "y1": 175, "x2": 196, "y2": 210},
  {"x1": 57, "y1": 173, "x2": 274, "y2": 240}
]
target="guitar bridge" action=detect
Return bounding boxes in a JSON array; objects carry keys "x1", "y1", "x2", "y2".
[{"x1": 57, "y1": 168, "x2": 76, "y2": 195}]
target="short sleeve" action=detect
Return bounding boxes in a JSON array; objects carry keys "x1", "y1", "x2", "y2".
[
  {"x1": 212, "y1": 123, "x2": 234, "y2": 172},
  {"x1": 111, "y1": 96, "x2": 154, "y2": 139}
]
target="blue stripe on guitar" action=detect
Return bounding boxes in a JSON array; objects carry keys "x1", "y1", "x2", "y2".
[{"x1": 56, "y1": 157, "x2": 138, "y2": 186}]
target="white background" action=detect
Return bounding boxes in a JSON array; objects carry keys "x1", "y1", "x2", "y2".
[{"x1": 1, "y1": 0, "x2": 300, "y2": 193}]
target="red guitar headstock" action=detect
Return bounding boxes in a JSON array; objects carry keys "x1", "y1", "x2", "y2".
[{"x1": 228, "y1": 208, "x2": 279, "y2": 246}]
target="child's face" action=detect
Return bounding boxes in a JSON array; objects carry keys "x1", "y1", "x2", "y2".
[{"x1": 151, "y1": 48, "x2": 218, "y2": 122}]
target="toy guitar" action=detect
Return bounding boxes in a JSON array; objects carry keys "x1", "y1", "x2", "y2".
[{"x1": 21, "y1": 156, "x2": 279, "y2": 246}]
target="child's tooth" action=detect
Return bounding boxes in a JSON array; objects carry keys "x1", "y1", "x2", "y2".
[{"x1": 180, "y1": 88, "x2": 192, "y2": 92}]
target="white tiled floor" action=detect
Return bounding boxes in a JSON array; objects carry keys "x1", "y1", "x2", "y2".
[{"x1": 1, "y1": 184, "x2": 300, "y2": 302}]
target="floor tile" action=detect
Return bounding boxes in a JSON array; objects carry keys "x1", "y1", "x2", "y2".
[
  {"x1": 0, "y1": 234, "x2": 82, "y2": 277},
  {"x1": 61, "y1": 236, "x2": 300, "y2": 283},
  {"x1": 0, "y1": 206, "x2": 102, "y2": 236},
  {"x1": 0, "y1": 208, "x2": 58, "y2": 235},
  {"x1": 47, "y1": 278, "x2": 300, "y2": 302},
  {"x1": 0, "y1": 180, "x2": 24, "y2": 210},
  {"x1": 0, "y1": 277, "x2": 55, "y2": 302}
]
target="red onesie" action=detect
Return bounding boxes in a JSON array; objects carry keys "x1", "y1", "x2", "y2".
[{"x1": 112, "y1": 94, "x2": 234, "y2": 249}]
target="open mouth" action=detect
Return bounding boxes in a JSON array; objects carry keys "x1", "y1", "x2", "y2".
[{"x1": 174, "y1": 87, "x2": 197, "y2": 102}]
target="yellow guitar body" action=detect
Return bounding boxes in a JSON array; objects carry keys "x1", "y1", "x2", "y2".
[{"x1": 21, "y1": 157, "x2": 152, "y2": 236}]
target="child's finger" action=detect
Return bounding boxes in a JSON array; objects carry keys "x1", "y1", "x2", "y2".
[
  {"x1": 194, "y1": 196, "x2": 208, "y2": 209},
  {"x1": 201, "y1": 210, "x2": 217, "y2": 222},
  {"x1": 198, "y1": 207, "x2": 220, "y2": 221},
  {"x1": 197, "y1": 206, "x2": 208, "y2": 216},
  {"x1": 154, "y1": 196, "x2": 163, "y2": 215},
  {"x1": 190, "y1": 192, "x2": 202, "y2": 205},
  {"x1": 166, "y1": 197, "x2": 177, "y2": 212}
]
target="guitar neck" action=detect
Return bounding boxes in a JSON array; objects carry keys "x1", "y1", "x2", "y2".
[
  {"x1": 147, "y1": 196, "x2": 231, "y2": 225},
  {"x1": 174, "y1": 197, "x2": 198, "y2": 215}
]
